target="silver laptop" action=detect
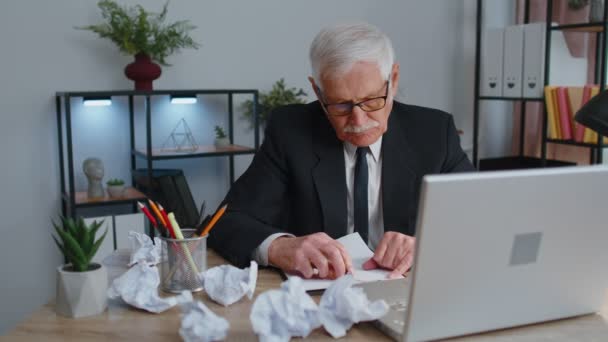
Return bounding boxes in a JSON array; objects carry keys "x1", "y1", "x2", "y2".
[{"x1": 358, "y1": 165, "x2": 608, "y2": 341}]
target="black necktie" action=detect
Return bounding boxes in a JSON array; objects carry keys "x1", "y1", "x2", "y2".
[{"x1": 354, "y1": 147, "x2": 369, "y2": 243}]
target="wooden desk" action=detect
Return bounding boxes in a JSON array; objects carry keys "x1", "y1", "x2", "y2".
[{"x1": 4, "y1": 250, "x2": 608, "y2": 341}]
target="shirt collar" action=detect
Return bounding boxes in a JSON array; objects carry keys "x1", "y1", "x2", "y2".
[{"x1": 344, "y1": 136, "x2": 383, "y2": 163}]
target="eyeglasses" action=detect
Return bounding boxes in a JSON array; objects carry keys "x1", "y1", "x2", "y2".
[{"x1": 317, "y1": 79, "x2": 390, "y2": 117}]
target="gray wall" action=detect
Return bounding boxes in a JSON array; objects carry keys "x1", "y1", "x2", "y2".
[{"x1": 0, "y1": 0, "x2": 477, "y2": 332}]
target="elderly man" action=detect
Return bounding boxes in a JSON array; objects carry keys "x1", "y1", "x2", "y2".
[{"x1": 209, "y1": 23, "x2": 474, "y2": 279}]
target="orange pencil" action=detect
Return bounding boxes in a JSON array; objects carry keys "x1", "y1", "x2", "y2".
[
  {"x1": 148, "y1": 199, "x2": 167, "y2": 227},
  {"x1": 199, "y1": 204, "x2": 227, "y2": 236},
  {"x1": 158, "y1": 204, "x2": 176, "y2": 239}
]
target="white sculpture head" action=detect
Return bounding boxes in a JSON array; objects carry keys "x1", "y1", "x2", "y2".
[{"x1": 83, "y1": 157, "x2": 104, "y2": 181}]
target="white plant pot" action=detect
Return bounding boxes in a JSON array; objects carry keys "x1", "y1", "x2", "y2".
[
  {"x1": 106, "y1": 185, "x2": 125, "y2": 198},
  {"x1": 56, "y1": 263, "x2": 108, "y2": 318},
  {"x1": 214, "y1": 137, "x2": 231, "y2": 148}
]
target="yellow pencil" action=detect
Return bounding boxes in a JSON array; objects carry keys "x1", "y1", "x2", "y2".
[
  {"x1": 167, "y1": 212, "x2": 199, "y2": 274},
  {"x1": 199, "y1": 204, "x2": 227, "y2": 236}
]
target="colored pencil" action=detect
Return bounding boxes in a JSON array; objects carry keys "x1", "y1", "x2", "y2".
[
  {"x1": 148, "y1": 199, "x2": 167, "y2": 228},
  {"x1": 199, "y1": 204, "x2": 227, "y2": 237},
  {"x1": 158, "y1": 204, "x2": 176, "y2": 239}
]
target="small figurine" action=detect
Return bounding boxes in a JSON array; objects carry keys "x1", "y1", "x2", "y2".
[{"x1": 83, "y1": 157, "x2": 104, "y2": 198}]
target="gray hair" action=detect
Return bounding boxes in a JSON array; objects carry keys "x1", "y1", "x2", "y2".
[{"x1": 309, "y1": 23, "x2": 395, "y2": 86}]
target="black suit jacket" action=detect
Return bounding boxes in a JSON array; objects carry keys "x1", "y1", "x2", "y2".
[{"x1": 209, "y1": 101, "x2": 475, "y2": 267}]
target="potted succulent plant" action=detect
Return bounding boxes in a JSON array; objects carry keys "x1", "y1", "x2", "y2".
[
  {"x1": 106, "y1": 178, "x2": 126, "y2": 198},
  {"x1": 77, "y1": 0, "x2": 200, "y2": 90},
  {"x1": 53, "y1": 217, "x2": 108, "y2": 318},
  {"x1": 214, "y1": 126, "x2": 230, "y2": 148},
  {"x1": 241, "y1": 78, "x2": 308, "y2": 128}
]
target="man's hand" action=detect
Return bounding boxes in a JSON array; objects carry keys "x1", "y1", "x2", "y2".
[
  {"x1": 268, "y1": 232, "x2": 353, "y2": 279},
  {"x1": 362, "y1": 231, "x2": 415, "y2": 279}
]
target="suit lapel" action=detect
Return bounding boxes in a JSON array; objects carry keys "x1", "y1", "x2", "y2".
[
  {"x1": 311, "y1": 104, "x2": 348, "y2": 238},
  {"x1": 382, "y1": 110, "x2": 418, "y2": 232}
]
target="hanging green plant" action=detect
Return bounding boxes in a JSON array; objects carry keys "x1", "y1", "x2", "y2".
[{"x1": 241, "y1": 79, "x2": 308, "y2": 128}]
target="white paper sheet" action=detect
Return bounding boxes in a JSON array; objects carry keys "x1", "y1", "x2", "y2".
[
  {"x1": 319, "y1": 274, "x2": 389, "y2": 338},
  {"x1": 250, "y1": 277, "x2": 321, "y2": 341},
  {"x1": 128, "y1": 231, "x2": 161, "y2": 266},
  {"x1": 201, "y1": 261, "x2": 258, "y2": 306},
  {"x1": 107, "y1": 263, "x2": 189, "y2": 313},
  {"x1": 179, "y1": 292, "x2": 230, "y2": 342},
  {"x1": 285, "y1": 233, "x2": 402, "y2": 291}
]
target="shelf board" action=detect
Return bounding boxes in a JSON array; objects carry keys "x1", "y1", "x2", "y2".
[
  {"x1": 479, "y1": 96, "x2": 544, "y2": 101},
  {"x1": 551, "y1": 22, "x2": 606, "y2": 32},
  {"x1": 56, "y1": 89, "x2": 258, "y2": 97},
  {"x1": 133, "y1": 144, "x2": 256, "y2": 160},
  {"x1": 66, "y1": 187, "x2": 147, "y2": 207},
  {"x1": 546, "y1": 139, "x2": 606, "y2": 148}
]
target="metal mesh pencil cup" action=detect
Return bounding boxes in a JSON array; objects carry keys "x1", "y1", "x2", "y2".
[{"x1": 159, "y1": 229, "x2": 207, "y2": 293}]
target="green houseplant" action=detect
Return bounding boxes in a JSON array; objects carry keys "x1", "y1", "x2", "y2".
[
  {"x1": 241, "y1": 78, "x2": 308, "y2": 128},
  {"x1": 106, "y1": 178, "x2": 125, "y2": 186},
  {"x1": 106, "y1": 178, "x2": 126, "y2": 198},
  {"x1": 53, "y1": 217, "x2": 109, "y2": 318},
  {"x1": 214, "y1": 125, "x2": 230, "y2": 148},
  {"x1": 77, "y1": 0, "x2": 200, "y2": 90}
]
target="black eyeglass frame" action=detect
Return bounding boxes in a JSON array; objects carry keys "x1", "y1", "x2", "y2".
[{"x1": 316, "y1": 78, "x2": 391, "y2": 117}]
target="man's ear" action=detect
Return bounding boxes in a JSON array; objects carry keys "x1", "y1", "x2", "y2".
[
  {"x1": 308, "y1": 76, "x2": 321, "y2": 98},
  {"x1": 390, "y1": 63, "x2": 400, "y2": 97}
]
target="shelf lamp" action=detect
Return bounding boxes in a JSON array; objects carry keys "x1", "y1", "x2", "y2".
[
  {"x1": 170, "y1": 95, "x2": 197, "y2": 105},
  {"x1": 574, "y1": 89, "x2": 608, "y2": 138},
  {"x1": 83, "y1": 97, "x2": 112, "y2": 107}
]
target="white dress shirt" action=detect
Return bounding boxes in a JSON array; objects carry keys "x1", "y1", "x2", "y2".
[{"x1": 253, "y1": 137, "x2": 385, "y2": 266}]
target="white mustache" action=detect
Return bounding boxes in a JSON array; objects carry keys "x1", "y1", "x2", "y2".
[{"x1": 343, "y1": 120, "x2": 380, "y2": 133}]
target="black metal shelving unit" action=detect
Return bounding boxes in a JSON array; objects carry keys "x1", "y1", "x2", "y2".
[
  {"x1": 473, "y1": 0, "x2": 607, "y2": 170},
  {"x1": 56, "y1": 89, "x2": 259, "y2": 222}
]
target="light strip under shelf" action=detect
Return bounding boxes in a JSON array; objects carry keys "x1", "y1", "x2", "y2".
[
  {"x1": 170, "y1": 95, "x2": 197, "y2": 105},
  {"x1": 83, "y1": 97, "x2": 112, "y2": 107}
]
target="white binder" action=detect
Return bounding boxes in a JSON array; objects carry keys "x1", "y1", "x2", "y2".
[
  {"x1": 503, "y1": 25, "x2": 525, "y2": 97},
  {"x1": 523, "y1": 23, "x2": 546, "y2": 98},
  {"x1": 85, "y1": 216, "x2": 114, "y2": 264},
  {"x1": 481, "y1": 28, "x2": 504, "y2": 97},
  {"x1": 114, "y1": 213, "x2": 145, "y2": 250}
]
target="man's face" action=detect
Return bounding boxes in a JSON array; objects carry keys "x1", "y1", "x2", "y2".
[{"x1": 310, "y1": 61, "x2": 399, "y2": 147}]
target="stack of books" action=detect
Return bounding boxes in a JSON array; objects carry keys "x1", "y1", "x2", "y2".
[{"x1": 544, "y1": 85, "x2": 607, "y2": 144}]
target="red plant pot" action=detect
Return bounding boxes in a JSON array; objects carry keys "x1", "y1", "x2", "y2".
[{"x1": 124, "y1": 53, "x2": 162, "y2": 91}]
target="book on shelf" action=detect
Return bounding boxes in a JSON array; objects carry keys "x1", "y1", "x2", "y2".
[
  {"x1": 545, "y1": 84, "x2": 607, "y2": 144},
  {"x1": 544, "y1": 86, "x2": 559, "y2": 139},
  {"x1": 551, "y1": 87, "x2": 563, "y2": 139},
  {"x1": 159, "y1": 174, "x2": 199, "y2": 228},
  {"x1": 556, "y1": 87, "x2": 572, "y2": 140},
  {"x1": 133, "y1": 169, "x2": 200, "y2": 229}
]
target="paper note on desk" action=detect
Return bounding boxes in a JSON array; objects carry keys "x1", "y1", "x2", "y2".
[{"x1": 285, "y1": 232, "x2": 402, "y2": 291}]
